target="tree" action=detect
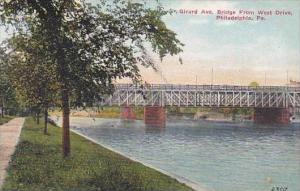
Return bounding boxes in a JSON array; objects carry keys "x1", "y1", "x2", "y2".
[
  {"x1": 5, "y1": 34, "x2": 59, "y2": 134},
  {"x1": 0, "y1": 0, "x2": 183, "y2": 157},
  {"x1": 249, "y1": 81, "x2": 259, "y2": 87},
  {"x1": 0, "y1": 46, "x2": 18, "y2": 117}
]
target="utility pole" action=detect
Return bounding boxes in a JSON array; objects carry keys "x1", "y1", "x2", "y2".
[
  {"x1": 286, "y1": 70, "x2": 289, "y2": 86},
  {"x1": 211, "y1": 67, "x2": 214, "y2": 85},
  {"x1": 264, "y1": 71, "x2": 267, "y2": 86}
]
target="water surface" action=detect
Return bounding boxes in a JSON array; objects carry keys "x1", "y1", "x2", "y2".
[{"x1": 56, "y1": 117, "x2": 300, "y2": 191}]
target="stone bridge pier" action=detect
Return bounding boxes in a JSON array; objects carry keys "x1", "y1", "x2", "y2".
[
  {"x1": 144, "y1": 106, "x2": 166, "y2": 127},
  {"x1": 254, "y1": 108, "x2": 291, "y2": 124},
  {"x1": 120, "y1": 106, "x2": 136, "y2": 120},
  {"x1": 120, "y1": 106, "x2": 166, "y2": 127}
]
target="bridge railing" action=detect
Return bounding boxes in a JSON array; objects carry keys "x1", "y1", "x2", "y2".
[{"x1": 114, "y1": 84, "x2": 300, "y2": 92}]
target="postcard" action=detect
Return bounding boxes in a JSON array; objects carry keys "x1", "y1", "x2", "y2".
[{"x1": 0, "y1": 1, "x2": 299, "y2": 191}]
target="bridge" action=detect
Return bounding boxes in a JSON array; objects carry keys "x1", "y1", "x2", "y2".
[{"x1": 102, "y1": 84, "x2": 300, "y2": 126}]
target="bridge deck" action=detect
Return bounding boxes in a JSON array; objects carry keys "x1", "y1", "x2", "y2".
[
  {"x1": 102, "y1": 84, "x2": 300, "y2": 108},
  {"x1": 115, "y1": 84, "x2": 300, "y2": 92}
]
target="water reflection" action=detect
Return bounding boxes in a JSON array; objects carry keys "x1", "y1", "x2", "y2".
[{"x1": 145, "y1": 126, "x2": 166, "y2": 134}]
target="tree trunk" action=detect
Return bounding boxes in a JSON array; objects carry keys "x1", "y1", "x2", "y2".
[
  {"x1": 44, "y1": 107, "x2": 48, "y2": 135},
  {"x1": 54, "y1": 27, "x2": 71, "y2": 157},
  {"x1": 1, "y1": 98, "x2": 4, "y2": 118},
  {"x1": 31, "y1": 109, "x2": 35, "y2": 121},
  {"x1": 62, "y1": 89, "x2": 70, "y2": 158},
  {"x1": 36, "y1": 110, "x2": 40, "y2": 124}
]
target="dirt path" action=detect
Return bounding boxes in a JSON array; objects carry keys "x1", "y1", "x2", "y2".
[{"x1": 0, "y1": 118, "x2": 25, "y2": 190}]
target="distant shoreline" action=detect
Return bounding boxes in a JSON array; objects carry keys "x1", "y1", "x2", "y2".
[{"x1": 50, "y1": 109, "x2": 253, "y2": 122}]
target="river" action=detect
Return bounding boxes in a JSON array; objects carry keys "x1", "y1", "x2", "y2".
[{"x1": 55, "y1": 117, "x2": 300, "y2": 191}]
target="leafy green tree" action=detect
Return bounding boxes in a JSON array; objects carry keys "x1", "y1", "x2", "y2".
[
  {"x1": 0, "y1": 46, "x2": 18, "y2": 117},
  {"x1": 0, "y1": 0, "x2": 183, "y2": 157},
  {"x1": 249, "y1": 81, "x2": 259, "y2": 87},
  {"x1": 5, "y1": 34, "x2": 59, "y2": 134}
]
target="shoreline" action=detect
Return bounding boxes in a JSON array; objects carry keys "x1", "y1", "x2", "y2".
[
  {"x1": 3, "y1": 118, "x2": 195, "y2": 191},
  {"x1": 70, "y1": 128, "x2": 210, "y2": 191},
  {"x1": 50, "y1": 108, "x2": 253, "y2": 123},
  {"x1": 65, "y1": 115, "x2": 250, "y2": 124}
]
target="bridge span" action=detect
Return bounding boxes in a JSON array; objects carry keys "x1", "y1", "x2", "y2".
[{"x1": 102, "y1": 84, "x2": 300, "y2": 126}]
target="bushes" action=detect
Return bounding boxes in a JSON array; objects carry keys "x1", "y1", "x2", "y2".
[{"x1": 0, "y1": 116, "x2": 13, "y2": 125}]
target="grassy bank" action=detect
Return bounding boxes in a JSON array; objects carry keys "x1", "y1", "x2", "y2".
[
  {"x1": 0, "y1": 116, "x2": 13, "y2": 125},
  {"x1": 49, "y1": 106, "x2": 145, "y2": 120},
  {"x1": 3, "y1": 118, "x2": 194, "y2": 191}
]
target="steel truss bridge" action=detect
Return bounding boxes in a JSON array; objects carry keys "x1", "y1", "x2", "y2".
[{"x1": 102, "y1": 84, "x2": 300, "y2": 109}]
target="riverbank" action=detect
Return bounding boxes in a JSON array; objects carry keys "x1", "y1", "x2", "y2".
[
  {"x1": 70, "y1": 129, "x2": 207, "y2": 191},
  {"x1": 50, "y1": 107, "x2": 144, "y2": 120},
  {"x1": 2, "y1": 118, "x2": 194, "y2": 191},
  {"x1": 49, "y1": 106, "x2": 253, "y2": 122},
  {"x1": 57, "y1": 117, "x2": 300, "y2": 191}
]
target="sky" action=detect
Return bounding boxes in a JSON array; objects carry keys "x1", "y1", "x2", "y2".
[
  {"x1": 134, "y1": 0, "x2": 300, "y2": 85},
  {"x1": 0, "y1": 0, "x2": 299, "y2": 86}
]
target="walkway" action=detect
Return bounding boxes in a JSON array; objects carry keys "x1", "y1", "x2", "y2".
[{"x1": 0, "y1": 118, "x2": 25, "y2": 190}]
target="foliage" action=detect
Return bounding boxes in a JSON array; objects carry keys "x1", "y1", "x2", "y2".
[
  {"x1": 0, "y1": 46, "x2": 19, "y2": 116},
  {"x1": 0, "y1": 116, "x2": 13, "y2": 125},
  {"x1": 5, "y1": 34, "x2": 59, "y2": 111},
  {"x1": 249, "y1": 81, "x2": 259, "y2": 87},
  {"x1": 2, "y1": 118, "x2": 193, "y2": 191},
  {"x1": 0, "y1": 0, "x2": 183, "y2": 106},
  {"x1": 0, "y1": 0, "x2": 183, "y2": 156}
]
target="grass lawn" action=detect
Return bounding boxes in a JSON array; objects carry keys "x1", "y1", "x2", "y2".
[
  {"x1": 0, "y1": 116, "x2": 13, "y2": 125},
  {"x1": 2, "y1": 118, "x2": 194, "y2": 191}
]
